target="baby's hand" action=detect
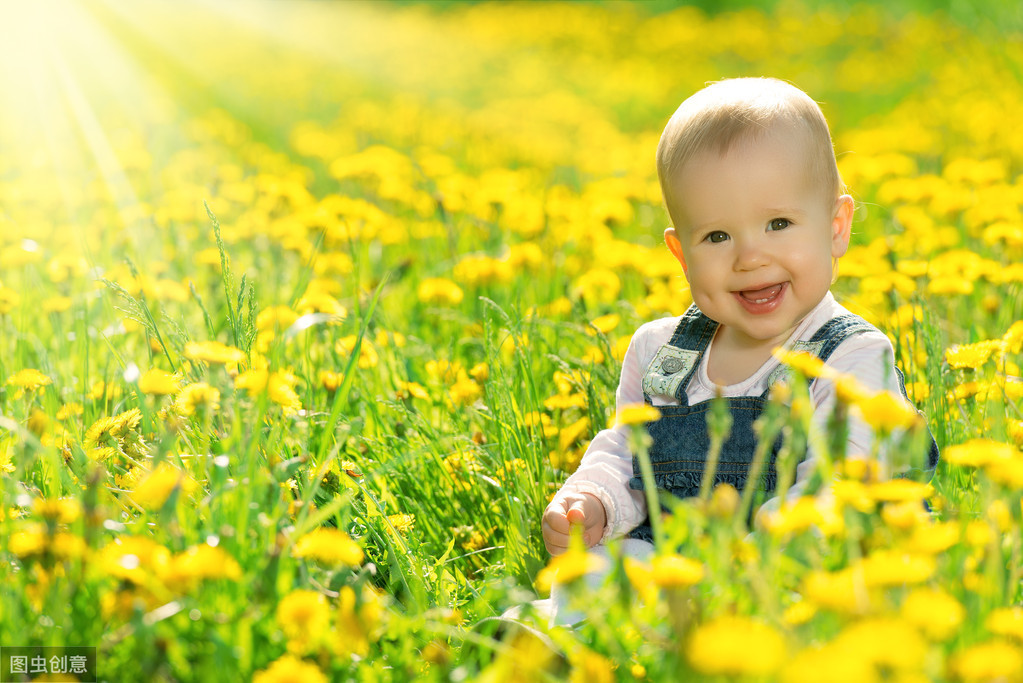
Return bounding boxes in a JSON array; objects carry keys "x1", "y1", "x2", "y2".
[{"x1": 542, "y1": 491, "x2": 607, "y2": 556}]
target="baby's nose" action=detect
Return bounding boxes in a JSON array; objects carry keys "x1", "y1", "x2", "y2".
[{"x1": 734, "y1": 240, "x2": 770, "y2": 270}]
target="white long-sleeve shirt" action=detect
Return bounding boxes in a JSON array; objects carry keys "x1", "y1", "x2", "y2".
[{"x1": 560, "y1": 292, "x2": 906, "y2": 542}]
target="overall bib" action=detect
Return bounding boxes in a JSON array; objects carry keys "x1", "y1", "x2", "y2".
[{"x1": 627, "y1": 305, "x2": 939, "y2": 543}]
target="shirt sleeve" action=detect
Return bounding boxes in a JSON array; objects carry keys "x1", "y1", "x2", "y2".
[
  {"x1": 556, "y1": 322, "x2": 667, "y2": 540},
  {"x1": 755, "y1": 329, "x2": 905, "y2": 525},
  {"x1": 810, "y1": 329, "x2": 906, "y2": 472}
]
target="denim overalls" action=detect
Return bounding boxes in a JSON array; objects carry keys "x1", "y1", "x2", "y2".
[{"x1": 627, "y1": 305, "x2": 940, "y2": 543}]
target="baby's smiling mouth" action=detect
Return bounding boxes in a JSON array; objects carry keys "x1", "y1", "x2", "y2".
[{"x1": 738, "y1": 283, "x2": 784, "y2": 304}]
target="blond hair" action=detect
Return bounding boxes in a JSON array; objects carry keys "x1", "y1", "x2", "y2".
[{"x1": 657, "y1": 78, "x2": 843, "y2": 224}]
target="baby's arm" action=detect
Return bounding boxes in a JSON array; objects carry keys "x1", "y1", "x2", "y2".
[
  {"x1": 757, "y1": 329, "x2": 911, "y2": 521},
  {"x1": 542, "y1": 325, "x2": 658, "y2": 553},
  {"x1": 810, "y1": 329, "x2": 913, "y2": 474}
]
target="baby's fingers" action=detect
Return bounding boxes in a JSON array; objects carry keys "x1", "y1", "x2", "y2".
[
  {"x1": 543, "y1": 503, "x2": 572, "y2": 535},
  {"x1": 542, "y1": 519, "x2": 571, "y2": 556}
]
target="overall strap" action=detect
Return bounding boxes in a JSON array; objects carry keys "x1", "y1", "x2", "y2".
[
  {"x1": 763, "y1": 314, "x2": 876, "y2": 394},
  {"x1": 666, "y1": 304, "x2": 719, "y2": 351},
  {"x1": 642, "y1": 304, "x2": 719, "y2": 405},
  {"x1": 807, "y1": 314, "x2": 877, "y2": 364}
]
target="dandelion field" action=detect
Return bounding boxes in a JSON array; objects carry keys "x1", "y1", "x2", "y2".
[{"x1": 2, "y1": 0, "x2": 1023, "y2": 680}]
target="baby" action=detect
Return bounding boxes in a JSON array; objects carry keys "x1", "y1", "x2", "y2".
[{"x1": 542, "y1": 78, "x2": 938, "y2": 568}]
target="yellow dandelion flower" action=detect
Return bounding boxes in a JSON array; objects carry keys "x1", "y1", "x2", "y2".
[
  {"x1": 708, "y1": 482, "x2": 740, "y2": 518},
  {"x1": 417, "y1": 277, "x2": 464, "y2": 306},
  {"x1": 425, "y1": 359, "x2": 463, "y2": 384},
  {"x1": 268, "y1": 372, "x2": 302, "y2": 414},
  {"x1": 1009, "y1": 421, "x2": 1023, "y2": 447},
  {"x1": 687, "y1": 616, "x2": 786, "y2": 676},
  {"x1": 84, "y1": 414, "x2": 121, "y2": 451},
  {"x1": 572, "y1": 268, "x2": 621, "y2": 306},
  {"x1": 881, "y1": 500, "x2": 931, "y2": 530},
  {"x1": 235, "y1": 368, "x2": 269, "y2": 393},
  {"x1": 318, "y1": 370, "x2": 344, "y2": 393},
  {"x1": 26, "y1": 408, "x2": 48, "y2": 436},
  {"x1": 928, "y1": 275, "x2": 974, "y2": 296},
  {"x1": 853, "y1": 390, "x2": 922, "y2": 433},
  {"x1": 253, "y1": 655, "x2": 327, "y2": 683},
  {"x1": 336, "y1": 335, "x2": 378, "y2": 368},
  {"x1": 292, "y1": 528, "x2": 364, "y2": 567},
  {"x1": 443, "y1": 450, "x2": 482, "y2": 477},
  {"x1": 448, "y1": 374, "x2": 482, "y2": 407},
  {"x1": 386, "y1": 513, "x2": 415, "y2": 535},
  {"x1": 966, "y1": 520, "x2": 995, "y2": 548},
  {"x1": 276, "y1": 590, "x2": 331, "y2": 653},
  {"x1": 87, "y1": 380, "x2": 121, "y2": 401},
  {"x1": 174, "y1": 382, "x2": 221, "y2": 416},
  {"x1": 544, "y1": 392, "x2": 587, "y2": 410},
  {"x1": 32, "y1": 497, "x2": 81, "y2": 524},
  {"x1": 945, "y1": 339, "x2": 1004, "y2": 369},
  {"x1": 581, "y1": 346, "x2": 605, "y2": 364},
  {"x1": 333, "y1": 585, "x2": 374, "y2": 658},
  {"x1": 184, "y1": 340, "x2": 246, "y2": 365},
  {"x1": 6, "y1": 369, "x2": 52, "y2": 395},
  {"x1": 256, "y1": 305, "x2": 300, "y2": 332},
  {"x1": 865, "y1": 479, "x2": 933, "y2": 502},
  {"x1": 469, "y1": 362, "x2": 489, "y2": 382},
  {"x1": 130, "y1": 462, "x2": 199, "y2": 510},
  {"x1": 986, "y1": 608, "x2": 1023, "y2": 641},
  {"x1": 1004, "y1": 321, "x2": 1023, "y2": 354},
  {"x1": 831, "y1": 479, "x2": 876, "y2": 513},
  {"x1": 41, "y1": 296, "x2": 72, "y2": 313},
  {"x1": 832, "y1": 617, "x2": 928, "y2": 672},
  {"x1": 295, "y1": 290, "x2": 347, "y2": 318},
  {"x1": 773, "y1": 349, "x2": 832, "y2": 379},
  {"x1": 951, "y1": 640, "x2": 1023, "y2": 682},
  {"x1": 112, "y1": 407, "x2": 142, "y2": 434},
  {"x1": 834, "y1": 374, "x2": 874, "y2": 405},
  {"x1": 622, "y1": 557, "x2": 657, "y2": 602},
  {"x1": 858, "y1": 550, "x2": 935, "y2": 587},
  {"x1": 0, "y1": 285, "x2": 20, "y2": 313},
  {"x1": 558, "y1": 416, "x2": 590, "y2": 453},
  {"x1": 782, "y1": 600, "x2": 817, "y2": 627},
  {"x1": 905, "y1": 380, "x2": 930, "y2": 401},
  {"x1": 9, "y1": 525, "x2": 47, "y2": 558},
  {"x1": 49, "y1": 532, "x2": 87, "y2": 561},
  {"x1": 569, "y1": 647, "x2": 615, "y2": 683},
  {"x1": 615, "y1": 403, "x2": 661, "y2": 426},
  {"x1": 138, "y1": 368, "x2": 180, "y2": 395},
  {"x1": 0, "y1": 439, "x2": 14, "y2": 474},
  {"x1": 906, "y1": 521, "x2": 960, "y2": 554},
  {"x1": 944, "y1": 439, "x2": 1017, "y2": 468},
  {"x1": 452, "y1": 254, "x2": 513, "y2": 287},
  {"x1": 762, "y1": 496, "x2": 844, "y2": 537},
  {"x1": 781, "y1": 642, "x2": 877, "y2": 683},
  {"x1": 165, "y1": 544, "x2": 242, "y2": 588},
  {"x1": 56, "y1": 403, "x2": 83, "y2": 420},
  {"x1": 374, "y1": 329, "x2": 407, "y2": 348},
  {"x1": 901, "y1": 588, "x2": 964, "y2": 640},
  {"x1": 803, "y1": 568, "x2": 871, "y2": 615},
  {"x1": 98, "y1": 536, "x2": 172, "y2": 584},
  {"x1": 395, "y1": 380, "x2": 428, "y2": 400},
  {"x1": 650, "y1": 554, "x2": 703, "y2": 588},
  {"x1": 949, "y1": 380, "x2": 985, "y2": 402},
  {"x1": 987, "y1": 458, "x2": 1023, "y2": 488},
  {"x1": 588, "y1": 313, "x2": 620, "y2": 335},
  {"x1": 534, "y1": 545, "x2": 607, "y2": 593}
]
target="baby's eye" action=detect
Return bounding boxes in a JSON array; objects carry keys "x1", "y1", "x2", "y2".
[
  {"x1": 768, "y1": 218, "x2": 791, "y2": 231},
  {"x1": 705, "y1": 230, "x2": 729, "y2": 243}
]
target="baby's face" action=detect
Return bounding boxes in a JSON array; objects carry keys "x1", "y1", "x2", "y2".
[{"x1": 665, "y1": 126, "x2": 852, "y2": 353}]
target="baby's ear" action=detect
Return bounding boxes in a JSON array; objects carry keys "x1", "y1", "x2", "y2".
[
  {"x1": 664, "y1": 227, "x2": 688, "y2": 275},
  {"x1": 830, "y1": 195, "x2": 854, "y2": 258}
]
